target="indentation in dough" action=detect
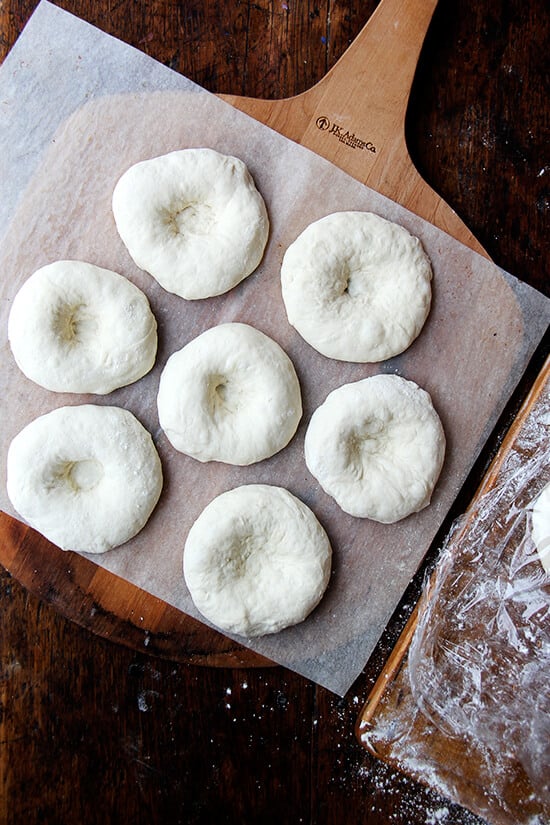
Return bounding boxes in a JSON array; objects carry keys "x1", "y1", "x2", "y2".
[
  {"x1": 51, "y1": 300, "x2": 98, "y2": 344},
  {"x1": 213, "y1": 378, "x2": 228, "y2": 403},
  {"x1": 281, "y1": 211, "x2": 432, "y2": 362},
  {"x1": 339, "y1": 262, "x2": 374, "y2": 300},
  {"x1": 183, "y1": 484, "x2": 332, "y2": 637},
  {"x1": 157, "y1": 323, "x2": 302, "y2": 465},
  {"x1": 346, "y1": 420, "x2": 389, "y2": 470},
  {"x1": 305, "y1": 375, "x2": 445, "y2": 522},
  {"x1": 222, "y1": 533, "x2": 256, "y2": 579},
  {"x1": 8, "y1": 260, "x2": 157, "y2": 394},
  {"x1": 209, "y1": 373, "x2": 228, "y2": 400},
  {"x1": 45, "y1": 458, "x2": 104, "y2": 493},
  {"x1": 207, "y1": 372, "x2": 243, "y2": 418},
  {"x1": 161, "y1": 200, "x2": 215, "y2": 237},
  {"x1": 7, "y1": 404, "x2": 163, "y2": 554},
  {"x1": 112, "y1": 148, "x2": 269, "y2": 300},
  {"x1": 339, "y1": 262, "x2": 352, "y2": 296}
]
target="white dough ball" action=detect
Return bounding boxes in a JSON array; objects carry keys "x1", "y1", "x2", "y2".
[
  {"x1": 184, "y1": 484, "x2": 332, "y2": 637},
  {"x1": 157, "y1": 323, "x2": 302, "y2": 465},
  {"x1": 281, "y1": 211, "x2": 432, "y2": 362},
  {"x1": 8, "y1": 260, "x2": 157, "y2": 394},
  {"x1": 531, "y1": 482, "x2": 550, "y2": 574},
  {"x1": 304, "y1": 374, "x2": 445, "y2": 523},
  {"x1": 6, "y1": 405, "x2": 163, "y2": 554},
  {"x1": 112, "y1": 148, "x2": 269, "y2": 300}
]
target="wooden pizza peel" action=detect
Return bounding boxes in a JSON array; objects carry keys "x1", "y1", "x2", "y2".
[{"x1": 2, "y1": 0, "x2": 486, "y2": 667}]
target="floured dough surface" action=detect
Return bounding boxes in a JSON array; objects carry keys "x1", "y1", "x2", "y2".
[
  {"x1": 305, "y1": 374, "x2": 445, "y2": 523},
  {"x1": 157, "y1": 322, "x2": 302, "y2": 465},
  {"x1": 8, "y1": 260, "x2": 157, "y2": 394},
  {"x1": 112, "y1": 148, "x2": 269, "y2": 300},
  {"x1": 6, "y1": 404, "x2": 163, "y2": 554},
  {"x1": 531, "y1": 482, "x2": 550, "y2": 574},
  {"x1": 281, "y1": 211, "x2": 432, "y2": 362},
  {"x1": 183, "y1": 484, "x2": 332, "y2": 637}
]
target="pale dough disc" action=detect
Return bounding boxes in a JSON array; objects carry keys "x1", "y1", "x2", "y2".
[
  {"x1": 157, "y1": 322, "x2": 302, "y2": 465},
  {"x1": 304, "y1": 374, "x2": 445, "y2": 523},
  {"x1": 8, "y1": 260, "x2": 157, "y2": 394},
  {"x1": 6, "y1": 405, "x2": 163, "y2": 554},
  {"x1": 531, "y1": 482, "x2": 550, "y2": 574},
  {"x1": 183, "y1": 484, "x2": 332, "y2": 637},
  {"x1": 112, "y1": 148, "x2": 269, "y2": 300},
  {"x1": 281, "y1": 211, "x2": 432, "y2": 362}
]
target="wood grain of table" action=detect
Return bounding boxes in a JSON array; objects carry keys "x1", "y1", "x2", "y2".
[{"x1": 0, "y1": 2, "x2": 548, "y2": 823}]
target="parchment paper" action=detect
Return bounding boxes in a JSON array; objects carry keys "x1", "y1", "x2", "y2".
[{"x1": 1, "y1": 2, "x2": 548, "y2": 695}]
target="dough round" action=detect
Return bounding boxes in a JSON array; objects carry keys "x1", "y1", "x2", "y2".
[
  {"x1": 8, "y1": 260, "x2": 157, "y2": 394},
  {"x1": 281, "y1": 211, "x2": 432, "y2": 362},
  {"x1": 304, "y1": 374, "x2": 445, "y2": 523},
  {"x1": 531, "y1": 482, "x2": 550, "y2": 574},
  {"x1": 183, "y1": 484, "x2": 332, "y2": 637},
  {"x1": 157, "y1": 323, "x2": 302, "y2": 465},
  {"x1": 112, "y1": 148, "x2": 269, "y2": 300},
  {"x1": 6, "y1": 404, "x2": 163, "y2": 554}
]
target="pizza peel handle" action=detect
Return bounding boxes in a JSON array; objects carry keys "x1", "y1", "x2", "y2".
[{"x1": 223, "y1": 0, "x2": 486, "y2": 256}]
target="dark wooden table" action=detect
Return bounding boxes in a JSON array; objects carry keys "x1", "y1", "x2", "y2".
[{"x1": 0, "y1": 2, "x2": 548, "y2": 823}]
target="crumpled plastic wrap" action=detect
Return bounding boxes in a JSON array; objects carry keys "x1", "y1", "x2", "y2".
[{"x1": 408, "y1": 388, "x2": 550, "y2": 811}]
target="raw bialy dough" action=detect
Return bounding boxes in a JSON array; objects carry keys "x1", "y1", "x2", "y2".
[
  {"x1": 8, "y1": 260, "x2": 157, "y2": 394},
  {"x1": 183, "y1": 484, "x2": 332, "y2": 637},
  {"x1": 304, "y1": 374, "x2": 446, "y2": 523},
  {"x1": 157, "y1": 323, "x2": 302, "y2": 465},
  {"x1": 281, "y1": 211, "x2": 432, "y2": 362},
  {"x1": 531, "y1": 482, "x2": 550, "y2": 574},
  {"x1": 112, "y1": 148, "x2": 269, "y2": 300},
  {"x1": 6, "y1": 405, "x2": 163, "y2": 554}
]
